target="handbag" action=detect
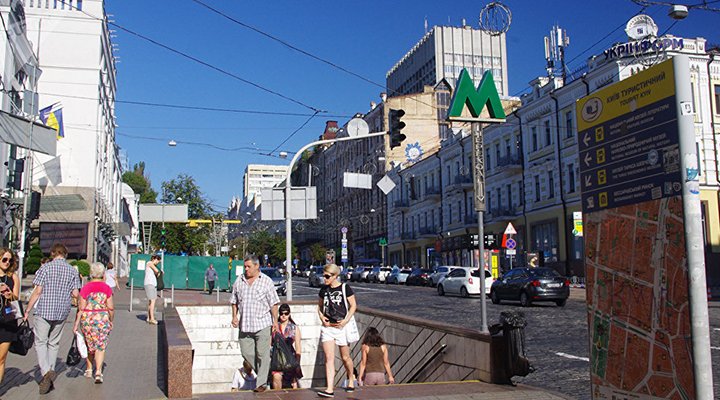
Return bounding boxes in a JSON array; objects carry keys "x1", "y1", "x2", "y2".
[
  {"x1": 1, "y1": 299, "x2": 23, "y2": 322},
  {"x1": 270, "y1": 333, "x2": 300, "y2": 372},
  {"x1": 156, "y1": 271, "x2": 165, "y2": 291},
  {"x1": 9, "y1": 320, "x2": 34, "y2": 356},
  {"x1": 66, "y1": 335, "x2": 82, "y2": 366}
]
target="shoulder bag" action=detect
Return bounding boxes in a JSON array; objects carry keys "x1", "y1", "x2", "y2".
[
  {"x1": 341, "y1": 284, "x2": 360, "y2": 343},
  {"x1": 9, "y1": 320, "x2": 34, "y2": 356},
  {"x1": 156, "y1": 270, "x2": 165, "y2": 291}
]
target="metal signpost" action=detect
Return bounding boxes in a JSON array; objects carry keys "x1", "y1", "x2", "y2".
[{"x1": 448, "y1": 68, "x2": 507, "y2": 334}]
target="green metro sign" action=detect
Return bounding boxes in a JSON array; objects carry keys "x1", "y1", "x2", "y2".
[{"x1": 448, "y1": 69, "x2": 506, "y2": 122}]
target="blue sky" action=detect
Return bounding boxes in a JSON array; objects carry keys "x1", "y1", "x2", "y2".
[{"x1": 105, "y1": 0, "x2": 718, "y2": 211}]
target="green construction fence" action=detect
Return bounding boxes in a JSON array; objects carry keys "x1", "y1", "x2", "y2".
[{"x1": 129, "y1": 254, "x2": 244, "y2": 290}]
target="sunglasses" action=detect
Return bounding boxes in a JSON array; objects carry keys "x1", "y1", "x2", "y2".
[
  {"x1": 0, "y1": 257, "x2": 10, "y2": 263},
  {"x1": 279, "y1": 311, "x2": 290, "y2": 316},
  {"x1": 323, "y1": 274, "x2": 334, "y2": 279}
]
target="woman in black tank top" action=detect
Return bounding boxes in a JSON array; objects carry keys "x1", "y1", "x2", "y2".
[{"x1": 0, "y1": 247, "x2": 20, "y2": 384}]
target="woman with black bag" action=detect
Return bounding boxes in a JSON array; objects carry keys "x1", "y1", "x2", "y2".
[
  {"x1": 270, "y1": 303, "x2": 302, "y2": 389},
  {"x1": 0, "y1": 247, "x2": 20, "y2": 384}
]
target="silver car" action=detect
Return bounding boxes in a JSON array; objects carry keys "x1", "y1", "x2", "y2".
[
  {"x1": 428, "y1": 266, "x2": 462, "y2": 287},
  {"x1": 261, "y1": 268, "x2": 287, "y2": 296},
  {"x1": 386, "y1": 267, "x2": 411, "y2": 284},
  {"x1": 308, "y1": 266, "x2": 325, "y2": 287}
]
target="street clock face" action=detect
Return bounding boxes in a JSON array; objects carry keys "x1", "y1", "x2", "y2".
[{"x1": 625, "y1": 15, "x2": 658, "y2": 40}]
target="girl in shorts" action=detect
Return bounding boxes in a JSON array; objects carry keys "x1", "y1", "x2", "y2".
[{"x1": 316, "y1": 264, "x2": 358, "y2": 398}]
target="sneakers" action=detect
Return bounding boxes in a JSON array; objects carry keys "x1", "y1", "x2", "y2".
[
  {"x1": 95, "y1": 373, "x2": 104, "y2": 384},
  {"x1": 84, "y1": 369, "x2": 93, "y2": 378},
  {"x1": 38, "y1": 371, "x2": 56, "y2": 395},
  {"x1": 253, "y1": 385, "x2": 267, "y2": 393},
  {"x1": 317, "y1": 390, "x2": 334, "y2": 398}
]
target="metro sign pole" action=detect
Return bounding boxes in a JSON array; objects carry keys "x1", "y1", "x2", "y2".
[{"x1": 448, "y1": 68, "x2": 507, "y2": 334}]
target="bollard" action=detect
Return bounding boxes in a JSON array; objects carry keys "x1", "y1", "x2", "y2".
[
  {"x1": 129, "y1": 278, "x2": 134, "y2": 312},
  {"x1": 216, "y1": 287, "x2": 220, "y2": 303},
  {"x1": 171, "y1": 284, "x2": 175, "y2": 305}
]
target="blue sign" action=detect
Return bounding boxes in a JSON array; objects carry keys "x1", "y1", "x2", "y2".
[{"x1": 505, "y1": 238, "x2": 516, "y2": 250}]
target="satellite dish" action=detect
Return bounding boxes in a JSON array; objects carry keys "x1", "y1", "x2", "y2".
[{"x1": 347, "y1": 118, "x2": 370, "y2": 137}]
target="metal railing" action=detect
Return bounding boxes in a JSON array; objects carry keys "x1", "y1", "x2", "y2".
[
  {"x1": 496, "y1": 154, "x2": 522, "y2": 168},
  {"x1": 425, "y1": 187, "x2": 441, "y2": 196},
  {"x1": 490, "y1": 207, "x2": 517, "y2": 217},
  {"x1": 419, "y1": 226, "x2": 437, "y2": 236},
  {"x1": 464, "y1": 214, "x2": 478, "y2": 224},
  {"x1": 401, "y1": 231, "x2": 417, "y2": 240},
  {"x1": 453, "y1": 175, "x2": 473, "y2": 185},
  {"x1": 394, "y1": 199, "x2": 410, "y2": 208}
]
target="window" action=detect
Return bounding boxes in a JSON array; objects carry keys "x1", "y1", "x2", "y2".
[
  {"x1": 486, "y1": 147, "x2": 491, "y2": 169},
  {"x1": 496, "y1": 188, "x2": 501, "y2": 210},
  {"x1": 568, "y1": 163, "x2": 575, "y2": 193},
  {"x1": 495, "y1": 144, "x2": 500, "y2": 165},
  {"x1": 506, "y1": 184, "x2": 512, "y2": 209},
  {"x1": 715, "y1": 85, "x2": 720, "y2": 114},
  {"x1": 532, "y1": 127, "x2": 538, "y2": 151},
  {"x1": 531, "y1": 220, "x2": 559, "y2": 262},
  {"x1": 544, "y1": 120, "x2": 551, "y2": 147},
  {"x1": 457, "y1": 201, "x2": 462, "y2": 222},
  {"x1": 505, "y1": 139, "x2": 511, "y2": 157},
  {"x1": 535, "y1": 176, "x2": 541, "y2": 202},
  {"x1": 548, "y1": 172, "x2": 554, "y2": 198},
  {"x1": 565, "y1": 111, "x2": 573, "y2": 138}
]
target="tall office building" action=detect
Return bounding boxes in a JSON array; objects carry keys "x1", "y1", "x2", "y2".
[
  {"x1": 386, "y1": 24, "x2": 509, "y2": 98},
  {"x1": 242, "y1": 164, "x2": 289, "y2": 209}
]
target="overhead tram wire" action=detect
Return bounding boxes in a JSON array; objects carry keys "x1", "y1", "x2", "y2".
[
  {"x1": 267, "y1": 110, "x2": 320, "y2": 156},
  {"x1": 64, "y1": 2, "x2": 324, "y2": 114}
]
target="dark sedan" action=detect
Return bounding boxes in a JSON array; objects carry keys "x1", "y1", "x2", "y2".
[
  {"x1": 490, "y1": 267, "x2": 570, "y2": 307},
  {"x1": 405, "y1": 268, "x2": 433, "y2": 286}
]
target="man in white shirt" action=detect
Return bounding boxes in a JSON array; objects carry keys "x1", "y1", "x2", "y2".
[{"x1": 231, "y1": 254, "x2": 279, "y2": 393}]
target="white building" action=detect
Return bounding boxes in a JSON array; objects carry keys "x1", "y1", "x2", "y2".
[
  {"x1": 0, "y1": 0, "x2": 124, "y2": 264},
  {"x1": 243, "y1": 164, "x2": 288, "y2": 209},
  {"x1": 386, "y1": 24, "x2": 509, "y2": 101}
]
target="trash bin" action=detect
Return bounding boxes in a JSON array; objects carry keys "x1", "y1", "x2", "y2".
[{"x1": 499, "y1": 310, "x2": 532, "y2": 377}]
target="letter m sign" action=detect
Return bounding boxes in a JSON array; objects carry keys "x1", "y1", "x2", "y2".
[{"x1": 447, "y1": 69, "x2": 506, "y2": 122}]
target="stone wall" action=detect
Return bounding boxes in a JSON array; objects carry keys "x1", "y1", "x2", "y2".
[{"x1": 172, "y1": 301, "x2": 502, "y2": 395}]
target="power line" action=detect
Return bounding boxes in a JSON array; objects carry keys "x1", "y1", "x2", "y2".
[
  {"x1": 64, "y1": 2, "x2": 324, "y2": 113},
  {"x1": 268, "y1": 110, "x2": 320, "y2": 156}
]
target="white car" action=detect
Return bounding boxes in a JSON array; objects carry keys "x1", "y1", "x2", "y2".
[
  {"x1": 428, "y1": 266, "x2": 462, "y2": 287},
  {"x1": 437, "y1": 267, "x2": 494, "y2": 297}
]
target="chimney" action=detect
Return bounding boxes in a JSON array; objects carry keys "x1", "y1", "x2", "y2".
[
  {"x1": 370, "y1": 101, "x2": 377, "y2": 110},
  {"x1": 380, "y1": 92, "x2": 387, "y2": 102},
  {"x1": 323, "y1": 121, "x2": 339, "y2": 140}
]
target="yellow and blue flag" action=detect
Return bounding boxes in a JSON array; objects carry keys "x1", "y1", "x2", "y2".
[{"x1": 39, "y1": 103, "x2": 64, "y2": 140}]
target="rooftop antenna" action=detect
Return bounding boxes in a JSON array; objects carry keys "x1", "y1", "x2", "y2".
[
  {"x1": 424, "y1": 16, "x2": 428, "y2": 33},
  {"x1": 544, "y1": 25, "x2": 569, "y2": 83}
]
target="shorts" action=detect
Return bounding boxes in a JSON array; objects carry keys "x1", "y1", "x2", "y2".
[
  {"x1": 320, "y1": 318, "x2": 359, "y2": 346},
  {"x1": 145, "y1": 284, "x2": 157, "y2": 300}
]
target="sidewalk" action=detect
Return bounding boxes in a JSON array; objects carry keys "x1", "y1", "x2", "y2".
[
  {"x1": 0, "y1": 277, "x2": 166, "y2": 400},
  {"x1": 0, "y1": 278, "x2": 574, "y2": 400}
]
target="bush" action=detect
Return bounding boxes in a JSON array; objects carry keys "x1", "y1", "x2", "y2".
[
  {"x1": 24, "y1": 245, "x2": 44, "y2": 275},
  {"x1": 71, "y1": 260, "x2": 91, "y2": 277}
]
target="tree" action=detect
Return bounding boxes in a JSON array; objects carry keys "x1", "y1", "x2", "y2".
[
  {"x1": 154, "y1": 174, "x2": 213, "y2": 255},
  {"x1": 122, "y1": 162, "x2": 157, "y2": 203},
  {"x1": 247, "y1": 231, "x2": 274, "y2": 261},
  {"x1": 309, "y1": 242, "x2": 326, "y2": 265}
]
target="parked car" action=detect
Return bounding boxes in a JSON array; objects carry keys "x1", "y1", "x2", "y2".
[
  {"x1": 437, "y1": 267, "x2": 493, "y2": 298},
  {"x1": 261, "y1": 267, "x2": 287, "y2": 296},
  {"x1": 428, "y1": 266, "x2": 462, "y2": 287},
  {"x1": 490, "y1": 267, "x2": 570, "y2": 307},
  {"x1": 405, "y1": 268, "x2": 433, "y2": 286},
  {"x1": 350, "y1": 266, "x2": 371, "y2": 282},
  {"x1": 308, "y1": 266, "x2": 326, "y2": 287},
  {"x1": 344, "y1": 266, "x2": 354, "y2": 281},
  {"x1": 386, "y1": 267, "x2": 411, "y2": 284},
  {"x1": 367, "y1": 267, "x2": 392, "y2": 283}
]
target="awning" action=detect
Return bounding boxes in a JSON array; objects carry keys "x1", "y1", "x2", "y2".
[{"x1": 0, "y1": 111, "x2": 57, "y2": 155}]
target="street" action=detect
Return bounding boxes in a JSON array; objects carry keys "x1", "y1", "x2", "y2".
[{"x1": 290, "y1": 279, "x2": 720, "y2": 400}]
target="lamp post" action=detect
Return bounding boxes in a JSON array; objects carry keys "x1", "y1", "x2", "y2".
[{"x1": 284, "y1": 131, "x2": 387, "y2": 300}]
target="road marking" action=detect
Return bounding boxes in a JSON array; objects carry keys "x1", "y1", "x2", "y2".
[
  {"x1": 714, "y1": 328, "x2": 720, "y2": 331},
  {"x1": 555, "y1": 352, "x2": 589, "y2": 362},
  {"x1": 712, "y1": 346, "x2": 720, "y2": 351},
  {"x1": 351, "y1": 286, "x2": 397, "y2": 293}
]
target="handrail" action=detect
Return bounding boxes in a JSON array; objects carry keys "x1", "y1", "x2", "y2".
[{"x1": 408, "y1": 343, "x2": 448, "y2": 383}]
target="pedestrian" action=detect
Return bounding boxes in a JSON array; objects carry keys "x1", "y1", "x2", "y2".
[
  {"x1": 144, "y1": 255, "x2": 161, "y2": 325},
  {"x1": 72, "y1": 262, "x2": 114, "y2": 384},
  {"x1": 205, "y1": 264, "x2": 218, "y2": 295},
  {"x1": 357, "y1": 327, "x2": 395, "y2": 386},
  {"x1": 23, "y1": 243, "x2": 81, "y2": 395},
  {"x1": 105, "y1": 262, "x2": 118, "y2": 293},
  {"x1": 271, "y1": 303, "x2": 302, "y2": 389},
  {"x1": 230, "y1": 359, "x2": 257, "y2": 391},
  {"x1": 0, "y1": 247, "x2": 20, "y2": 385},
  {"x1": 230, "y1": 254, "x2": 279, "y2": 393},
  {"x1": 316, "y1": 263, "x2": 359, "y2": 398}
]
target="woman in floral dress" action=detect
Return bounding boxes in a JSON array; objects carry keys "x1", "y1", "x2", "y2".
[{"x1": 73, "y1": 262, "x2": 114, "y2": 384}]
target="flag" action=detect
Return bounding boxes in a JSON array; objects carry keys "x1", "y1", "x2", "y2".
[
  {"x1": 39, "y1": 103, "x2": 64, "y2": 140},
  {"x1": 501, "y1": 234, "x2": 508, "y2": 248}
]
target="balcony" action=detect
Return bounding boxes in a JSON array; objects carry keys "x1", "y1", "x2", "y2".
[
  {"x1": 425, "y1": 187, "x2": 441, "y2": 201},
  {"x1": 464, "y1": 214, "x2": 478, "y2": 225},
  {"x1": 401, "y1": 231, "x2": 417, "y2": 241},
  {"x1": 495, "y1": 154, "x2": 523, "y2": 170},
  {"x1": 393, "y1": 199, "x2": 410, "y2": 211},
  {"x1": 489, "y1": 206, "x2": 518, "y2": 220},
  {"x1": 448, "y1": 174, "x2": 474, "y2": 191},
  {"x1": 418, "y1": 226, "x2": 438, "y2": 238}
]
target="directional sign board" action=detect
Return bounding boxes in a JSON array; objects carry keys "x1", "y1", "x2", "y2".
[{"x1": 576, "y1": 59, "x2": 681, "y2": 214}]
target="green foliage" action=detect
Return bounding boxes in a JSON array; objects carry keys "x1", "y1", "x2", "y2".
[
  {"x1": 24, "y1": 244, "x2": 44, "y2": 274},
  {"x1": 309, "y1": 242, "x2": 326, "y2": 264},
  {"x1": 245, "y1": 231, "x2": 296, "y2": 265},
  {"x1": 71, "y1": 260, "x2": 91, "y2": 277},
  {"x1": 152, "y1": 174, "x2": 214, "y2": 255},
  {"x1": 122, "y1": 162, "x2": 157, "y2": 203}
]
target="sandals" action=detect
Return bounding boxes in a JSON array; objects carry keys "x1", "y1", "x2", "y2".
[
  {"x1": 317, "y1": 390, "x2": 334, "y2": 397},
  {"x1": 95, "y1": 373, "x2": 104, "y2": 384},
  {"x1": 84, "y1": 369, "x2": 93, "y2": 378},
  {"x1": 147, "y1": 319, "x2": 158, "y2": 325}
]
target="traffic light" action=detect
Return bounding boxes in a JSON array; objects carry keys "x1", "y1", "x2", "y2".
[
  {"x1": 389, "y1": 108, "x2": 406, "y2": 149},
  {"x1": 7, "y1": 158, "x2": 24, "y2": 191},
  {"x1": 29, "y1": 191, "x2": 41, "y2": 221},
  {"x1": 160, "y1": 228, "x2": 167, "y2": 249},
  {"x1": 471, "y1": 234, "x2": 479, "y2": 246},
  {"x1": 484, "y1": 234, "x2": 497, "y2": 250}
]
